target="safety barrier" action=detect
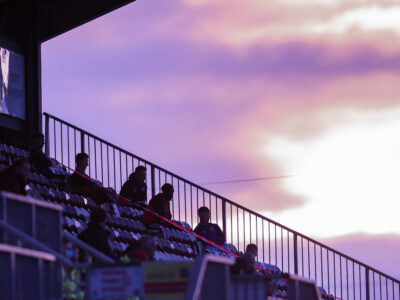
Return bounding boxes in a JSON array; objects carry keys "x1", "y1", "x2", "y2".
[{"x1": 44, "y1": 112, "x2": 400, "y2": 300}]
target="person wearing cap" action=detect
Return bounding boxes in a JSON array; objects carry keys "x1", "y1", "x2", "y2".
[
  {"x1": 194, "y1": 206, "x2": 225, "y2": 246},
  {"x1": 142, "y1": 183, "x2": 174, "y2": 225},
  {"x1": 77, "y1": 207, "x2": 113, "y2": 257}
]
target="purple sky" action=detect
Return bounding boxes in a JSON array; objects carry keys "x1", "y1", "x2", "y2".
[{"x1": 42, "y1": 0, "x2": 400, "y2": 279}]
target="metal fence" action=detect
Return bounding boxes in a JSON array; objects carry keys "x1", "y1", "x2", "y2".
[{"x1": 44, "y1": 112, "x2": 400, "y2": 300}]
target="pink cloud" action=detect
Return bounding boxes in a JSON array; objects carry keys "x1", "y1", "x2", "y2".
[{"x1": 324, "y1": 233, "x2": 400, "y2": 280}]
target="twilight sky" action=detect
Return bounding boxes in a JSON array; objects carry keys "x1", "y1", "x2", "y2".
[{"x1": 42, "y1": 0, "x2": 400, "y2": 278}]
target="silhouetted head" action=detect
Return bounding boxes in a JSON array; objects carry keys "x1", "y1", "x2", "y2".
[
  {"x1": 198, "y1": 206, "x2": 210, "y2": 224},
  {"x1": 139, "y1": 235, "x2": 157, "y2": 258},
  {"x1": 13, "y1": 158, "x2": 31, "y2": 181},
  {"x1": 161, "y1": 183, "x2": 174, "y2": 201},
  {"x1": 31, "y1": 133, "x2": 45, "y2": 152},
  {"x1": 134, "y1": 165, "x2": 146, "y2": 183},
  {"x1": 75, "y1": 153, "x2": 89, "y2": 173},
  {"x1": 245, "y1": 243, "x2": 258, "y2": 258},
  {"x1": 90, "y1": 207, "x2": 107, "y2": 225}
]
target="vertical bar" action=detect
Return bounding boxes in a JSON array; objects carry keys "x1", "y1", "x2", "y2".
[
  {"x1": 287, "y1": 231, "x2": 290, "y2": 273},
  {"x1": 150, "y1": 166, "x2": 155, "y2": 197},
  {"x1": 67, "y1": 127, "x2": 70, "y2": 168},
  {"x1": 275, "y1": 225, "x2": 277, "y2": 266},
  {"x1": 230, "y1": 204, "x2": 233, "y2": 245},
  {"x1": 268, "y1": 222, "x2": 271, "y2": 263},
  {"x1": 328, "y1": 250, "x2": 330, "y2": 295},
  {"x1": 243, "y1": 211, "x2": 246, "y2": 251},
  {"x1": 340, "y1": 256, "x2": 343, "y2": 299},
  {"x1": 281, "y1": 227, "x2": 284, "y2": 271},
  {"x1": 178, "y1": 180, "x2": 181, "y2": 220},
  {"x1": 119, "y1": 151, "x2": 122, "y2": 188},
  {"x1": 53, "y1": 119, "x2": 56, "y2": 159},
  {"x1": 250, "y1": 212, "x2": 252, "y2": 243},
  {"x1": 321, "y1": 246, "x2": 324, "y2": 288},
  {"x1": 294, "y1": 233, "x2": 298, "y2": 275},
  {"x1": 262, "y1": 219, "x2": 265, "y2": 262},
  {"x1": 80, "y1": 131, "x2": 85, "y2": 153},
  {"x1": 60, "y1": 124, "x2": 63, "y2": 163},
  {"x1": 334, "y1": 254, "x2": 337, "y2": 298},
  {"x1": 346, "y1": 259, "x2": 349, "y2": 300},
  {"x1": 190, "y1": 186, "x2": 193, "y2": 228},
  {"x1": 236, "y1": 206, "x2": 239, "y2": 252},
  {"x1": 308, "y1": 240, "x2": 310, "y2": 279},
  {"x1": 314, "y1": 244, "x2": 317, "y2": 284},
  {"x1": 184, "y1": 183, "x2": 187, "y2": 223},
  {"x1": 107, "y1": 146, "x2": 110, "y2": 187},
  {"x1": 44, "y1": 114, "x2": 49, "y2": 156},
  {"x1": 74, "y1": 129, "x2": 76, "y2": 160},
  {"x1": 353, "y1": 261, "x2": 356, "y2": 300},
  {"x1": 113, "y1": 148, "x2": 116, "y2": 188},
  {"x1": 222, "y1": 199, "x2": 226, "y2": 241},
  {"x1": 256, "y1": 217, "x2": 258, "y2": 260},
  {"x1": 101, "y1": 143, "x2": 104, "y2": 184},
  {"x1": 366, "y1": 268, "x2": 370, "y2": 300},
  {"x1": 94, "y1": 140, "x2": 97, "y2": 179},
  {"x1": 88, "y1": 135, "x2": 91, "y2": 176}
]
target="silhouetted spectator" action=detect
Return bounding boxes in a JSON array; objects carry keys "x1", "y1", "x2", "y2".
[
  {"x1": 142, "y1": 183, "x2": 174, "y2": 225},
  {"x1": 29, "y1": 133, "x2": 53, "y2": 177},
  {"x1": 68, "y1": 153, "x2": 114, "y2": 205},
  {"x1": 78, "y1": 207, "x2": 113, "y2": 257},
  {"x1": 0, "y1": 158, "x2": 30, "y2": 195},
  {"x1": 194, "y1": 206, "x2": 225, "y2": 245},
  {"x1": 231, "y1": 244, "x2": 258, "y2": 275},
  {"x1": 128, "y1": 235, "x2": 157, "y2": 261},
  {"x1": 119, "y1": 165, "x2": 147, "y2": 205}
]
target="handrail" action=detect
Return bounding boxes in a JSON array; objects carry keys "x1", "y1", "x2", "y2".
[
  {"x1": 63, "y1": 231, "x2": 115, "y2": 264},
  {"x1": 0, "y1": 219, "x2": 75, "y2": 267},
  {"x1": 44, "y1": 112, "x2": 400, "y2": 299}
]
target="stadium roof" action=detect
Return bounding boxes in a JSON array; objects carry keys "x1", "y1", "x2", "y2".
[{"x1": 0, "y1": 0, "x2": 136, "y2": 43}]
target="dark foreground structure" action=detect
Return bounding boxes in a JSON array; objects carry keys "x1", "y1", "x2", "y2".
[{"x1": 0, "y1": 1, "x2": 398, "y2": 299}]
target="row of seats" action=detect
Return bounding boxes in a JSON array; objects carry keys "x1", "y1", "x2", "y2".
[{"x1": 0, "y1": 141, "x2": 336, "y2": 299}]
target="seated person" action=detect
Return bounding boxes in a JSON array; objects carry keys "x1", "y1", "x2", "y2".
[
  {"x1": 231, "y1": 243, "x2": 258, "y2": 275},
  {"x1": 119, "y1": 165, "x2": 147, "y2": 205},
  {"x1": 127, "y1": 235, "x2": 157, "y2": 261},
  {"x1": 194, "y1": 206, "x2": 225, "y2": 246},
  {"x1": 0, "y1": 158, "x2": 30, "y2": 195},
  {"x1": 29, "y1": 133, "x2": 53, "y2": 177},
  {"x1": 68, "y1": 153, "x2": 114, "y2": 205},
  {"x1": 142, "y1": 183, "x2": 174, "y2": 225},
  {"x1": 77, "y1": 207, "x2": 113, "y2": 257}
]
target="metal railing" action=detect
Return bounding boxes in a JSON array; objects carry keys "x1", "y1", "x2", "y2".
[{"x1": 44, "y1": 112, "x2": 400, "y2": 300}]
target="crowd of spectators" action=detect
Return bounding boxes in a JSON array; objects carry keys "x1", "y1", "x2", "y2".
[{"x1": 0, "y1": 135, "x2": 267, "y2": 280}]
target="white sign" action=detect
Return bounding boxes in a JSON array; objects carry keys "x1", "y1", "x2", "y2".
[
  {"x1": 87, "y1": 266, "x2": 143, "y2": 299},
  {"x1": 0, "y1": 47, "x2": 25, "y2": 119}
]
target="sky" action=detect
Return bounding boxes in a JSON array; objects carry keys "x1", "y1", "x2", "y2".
[{"x1": 42, "y1": 0, "x2": 400, "y2": 279}]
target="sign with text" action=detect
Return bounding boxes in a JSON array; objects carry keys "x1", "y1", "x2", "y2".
[
  {"x1": 87, "y1": 265, "x2": 143, "y2": 299},
  {"x1": 0, "y1": 47, "x2": 25, "y2": 119},
  {"x1": 144, "y1": 262, "x2": 193, "y2": 300}
]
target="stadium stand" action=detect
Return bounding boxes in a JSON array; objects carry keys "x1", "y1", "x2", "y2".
[
  {"x1": 0, "y1": 136, "x2": 398, "y2": 300},
  {"x1": 0, "y1": 1, "x2": 399, "y2": 299}
]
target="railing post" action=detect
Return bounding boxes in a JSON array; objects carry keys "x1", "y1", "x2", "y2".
[
  {"x1": 80, "y1": 132, "x2": 85, "y2": 154},
  {"x1": 365, "y1": 268, "x2": 370, "y2": 300},
  {"x1": 151, "y1": 165, "x2": 156, "y2": 198},
  {"x1": 44, "y1": 114, "x2": 50, "y2": 156},
  {"x1": 222, "y1": 199, "x2": 227, "y2": 241},
  {"x1": 293, "y1": 233, "x2": 298, "y2": 275}
]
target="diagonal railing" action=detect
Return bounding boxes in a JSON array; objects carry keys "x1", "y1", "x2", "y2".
[{"x1": 44, "y1": 112, "x2": 399, "y2": 300}]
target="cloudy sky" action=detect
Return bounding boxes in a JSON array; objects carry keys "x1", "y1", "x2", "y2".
[{"x1": 42, "y1": 0, "x2": 400, "y2": 278}]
